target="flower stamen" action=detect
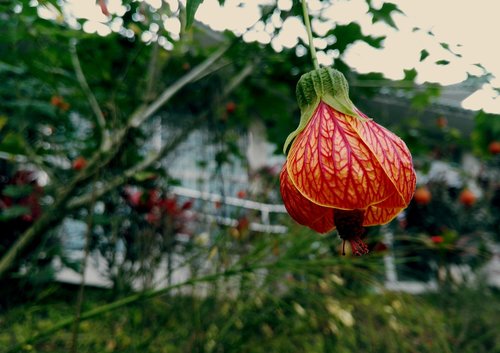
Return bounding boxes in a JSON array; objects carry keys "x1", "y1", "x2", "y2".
[{"x1": 334, "y1": 209, "x2": 369, "y2": 256}]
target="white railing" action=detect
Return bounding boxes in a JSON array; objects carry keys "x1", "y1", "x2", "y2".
[{"x1": 170, "y1": 185, "x2": 288, "y2": 233}]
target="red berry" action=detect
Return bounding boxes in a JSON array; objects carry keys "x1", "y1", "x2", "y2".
[
  {"x1": 50, "y1": 95, "x2": 62, "y2": 107},
  {"x1": 51, "y1": 95, "x2": 70, "y2": 111},
  {"x1": 436, "y1": 116, "x2": 447, "y2": 128},
  {"x1": 128, "y1": 191, "x2": 143, "y2": 207},
  {"x1": 488, "y1": 141, "x2": 500, "y2": 155},
  {"x1": 413, "y1": 187, "x2": 431, "y2": 205},
  {"x1": 236, "y1": 190, "x2": 246, "y2": 199},
  {"x1": 236, "y1": 216, "x2": 249, "y2": 232},
  {"x1": 430, "y1": 235, "x2": 444, "y2": 244},
  {"x1": 459, "y1": 189, "x2": 476, "y2": 207},
  {"x1": 72, "y1": 156, "x2": 87, "y2": 171},
  {"x1": 226, "y1": 101, "x2": 236, "y2": 114}
]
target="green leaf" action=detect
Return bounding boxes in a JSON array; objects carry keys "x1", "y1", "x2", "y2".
[
  {"x1": 2, "y1": 185, "x2": 33, "y2": 199},
  {"x1": 0, "y1": 115, "x2": 7, "y2": 131},
  {"x1": 440, "y1": 42, "x2": 450, "y2": 50},
  {"x1": 403, "y1": 68, "x2": 417, "y2": 82},
  {"x1": 185, "y1": 0, "x2": 205, "y2": 30},
  {"x1": 0, "y1": 61, "x2": 26, "y2": 75},
  {"x1": 435, "y1": 60, "x2": 450, "y2": 65},
  {"x1": 133, "y1": 171, "x2": 157, "y2": 182},
  {"x1": 0, "y1": 206, "x2": 30, "y2": 221},
  {"x1": 327, "y1": 23, "x2": 385, "y2": 53},
  {"x1": 411, "y1": 85, "x2": 441, "y2": 110},
  {"x1": 0, "y1": 132, "x2": 26, "y2": 155},
  {"x1": 369, "y1": 3, "x2": 403, "y2": 29},
  {"x1": 419, "y1": 49, "x2": 429, "y2": 62}
]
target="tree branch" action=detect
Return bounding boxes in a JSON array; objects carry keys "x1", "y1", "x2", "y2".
[
  {"x1": 69, "y1": 39, "x2": 110, "y2": 148},
  {"x1": 67, "y1": 123, "x2": 196, "y2": 210},
  {"x1": 143, "y1": 41, "x2": 160, "y2": 103},
  {"x1": 128, "y1": 45, "x2": 230, "y2": 129},
  {"x1": 67, "y1": 62, "x2": 255, "y2": 211},
  {"x1": 0, "y1": 46, "x2": 231, "y2": 280}
]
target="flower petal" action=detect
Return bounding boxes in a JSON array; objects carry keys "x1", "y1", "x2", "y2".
[
  {"x1": 280, "y1": 164, "x2": 335, "y2": 233},
  {"x1": 351, "y1": 111, "x2": 416, "y2": 208},
  {"x1": 287, "y1": 102, "x2": 397, "y2": 210},
  {"x1": 363, "y1": 205, "x2": 402, "y2": 226}
]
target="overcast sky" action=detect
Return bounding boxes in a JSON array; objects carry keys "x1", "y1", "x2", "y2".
[{"x1": 43, "y1": 0, "x2": 500, "y2": 113}]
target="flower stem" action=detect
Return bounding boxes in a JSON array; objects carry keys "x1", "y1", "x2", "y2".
[{"x1": 301, "y1": 0, "x2": 319, "y2": 70}]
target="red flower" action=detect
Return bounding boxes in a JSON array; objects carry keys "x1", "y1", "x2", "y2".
[
  {"x1": 430, "y1": 235, "x2": 444, "y2": 244},
  {"x1": 280, "y1": 68, "x2": 416, "y2": 256},
  {"x1": 413, "y1": 186, "x2": 432, "y2": 205},
  {"x1": 72, "y1": 156, "x2": 87, "y2": 171},
  {"x1": 459, "y1": 189, "x2": 476, "y2": 207}
]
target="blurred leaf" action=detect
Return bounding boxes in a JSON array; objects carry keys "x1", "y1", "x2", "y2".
[
  {"x1": 403, "y1": 68, "x2": 417, "y2": 82},
  {"x1": 369, "y1": 3, "x2": 402, "y2": 29},
  {"x1": 185, "y1": 0, "x2": 205, "y2": 30},
  {"x1": 440, "y1": 42, "x2": 450, "y2": 50},
  {"x1": 411, "y1": 85, "x2": 441, "y2": 110},
  {"x1": 133, "y1": 171, "x2": 157, "y2": 182},
  {"x1": 2, "y1": 185, "x2": 33, "y2": 199},
  {"x1": 436, "y1": 60, "x2": 450, "y2": 65},
  {"x1": 0, "y1": 61, "x2": 26, "y2": 75},
  {"x1": 0, "y1": 132, "x2": 26, "y2": 155},
  {"x1": 327, "y1": 22, "x2": 385, "y2": 53},
  {"x1": 471, "y1": 110, "x2": 500, "y2": 155},
  {"x1": 0, "y1": 206, "x2": 30, "y2": 221},
  {"x1": 419, "y1": 49, "x2": 429, "y2": 62},
  {"x1": 0, "y1": 115, "x2": 7, "y2": 131}
]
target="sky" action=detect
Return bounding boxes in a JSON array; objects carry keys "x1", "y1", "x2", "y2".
[{"x1": 38, "y1": 0, "x2": 500, "y2": 114}]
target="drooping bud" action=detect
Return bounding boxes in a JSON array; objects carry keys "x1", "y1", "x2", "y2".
[{"x1": 280, "y1": 67, "x2": 417, "y2": 257}]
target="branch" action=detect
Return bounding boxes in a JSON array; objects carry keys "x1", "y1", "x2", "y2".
[
  {"x1": 69, "y1": 39, "x2": 110, "y2": 147},
  {"x1": 0, "y1": 46, "x2": 231, "y2": 280},
  {"x1": 128, "y1": 44, "x2": 230, "y2": 129},
  {"x1": 67, "y1": 62, "x2": 255, "y2": 211},
  {"x1": 0, "y1": 156, "x2": 102, "y2": 279},
  {"x1": 67, "y1": 123, "x2": 196, "y2": 210},
  {"x1": 143, "y1": 41, "x2": 160, "y2": 103}
]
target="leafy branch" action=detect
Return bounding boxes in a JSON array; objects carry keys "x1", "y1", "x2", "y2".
[{"x1": 0, "y1": 45, "x2": 230, "y2": 280}]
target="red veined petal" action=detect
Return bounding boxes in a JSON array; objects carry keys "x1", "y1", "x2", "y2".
[
  {"x1": 280, "y1": 164, "x2": 335, "y2": 233},
  {"x1": 351, "y1": 111, "x2": 416, "y2": 208},
  {"x1": 287, "y1": 102, "x2": 397, "y2": 210},
  {"x1": 363, "y1": 205, "x2": 403, "y2": 226}
]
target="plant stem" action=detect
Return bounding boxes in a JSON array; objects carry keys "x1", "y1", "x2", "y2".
[
  {"x1": 6, "y1": 266, "x2": 260, "y2": 353},
  {"x1": 301, "y1": 0, "x2": 319, "y2": 70},
  {"x1": 70, "y1": 172, "x2": 100, "y2": 353}
]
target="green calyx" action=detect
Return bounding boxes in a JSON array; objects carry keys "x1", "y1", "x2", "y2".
[{"x1": 283, "y1": 67, "x2": 364, "y2": 154}]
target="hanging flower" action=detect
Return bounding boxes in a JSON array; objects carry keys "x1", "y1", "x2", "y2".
[{"x1": 280, "y1": 68, "x2": 416, "y2": 255}]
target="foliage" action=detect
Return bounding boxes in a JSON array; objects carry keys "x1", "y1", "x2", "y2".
[
  {"x1": 1, "y1": 282, "x2": 499, "y2": 353},
  {"x1": 0, "y1": 0, "x2": 499, "y2": 352}
]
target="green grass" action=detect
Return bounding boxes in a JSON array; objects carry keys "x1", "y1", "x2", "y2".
[{"x1": 1, "y1": 283, "x2": 499, "y2": 353}]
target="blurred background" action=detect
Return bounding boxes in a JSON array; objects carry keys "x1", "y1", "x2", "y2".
[{"x1": 0, "y1": 0, "x2": 499, "y2": 352}]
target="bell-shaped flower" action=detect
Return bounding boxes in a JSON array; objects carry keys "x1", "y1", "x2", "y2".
[{"x1": 280, "y1": 68, "x2": 416, "y2": 255}]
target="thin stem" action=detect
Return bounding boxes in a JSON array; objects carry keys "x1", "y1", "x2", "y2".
[
  {"x1": 301, "y1": 0, "x2": 319, "y2": 70},
  {"x1": 6, "y1": 265, "x2": 261, "y2": 353},
  {"x1": 70, "y1": 172, "x2": 100, "y2": 353},
  {"x1": 69, "y1": 39, "x2": 110, "y2": 148}
]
